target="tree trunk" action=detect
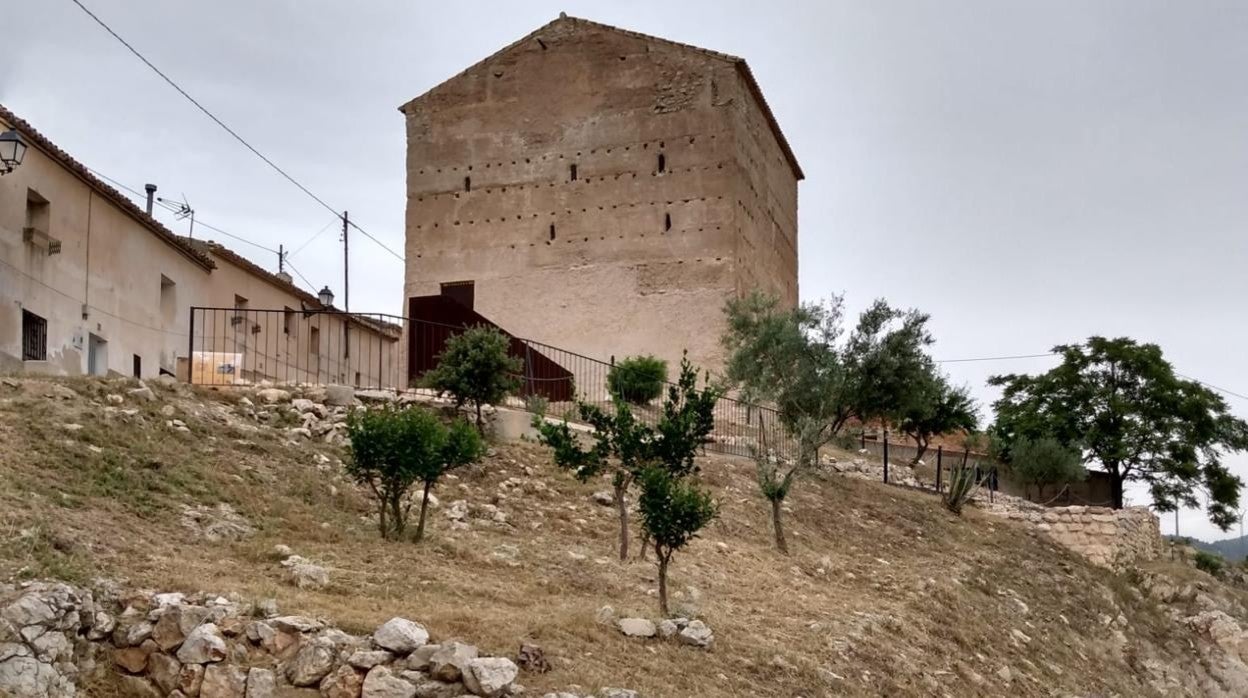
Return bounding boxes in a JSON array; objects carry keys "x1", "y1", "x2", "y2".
[
  {"x1": 913, "y1": 438, "x2": 928, "y2": 465},
  {"x1": 770, "y1": 497, "x2": 789, "y2": 554},
  {"x1": 389, "y1": 493, "x2": 405, "y2": 539},
  {"x1": 377, "y1": 501, "x2": 388, "y2": 539},
  {"x1": 415, "y1": 481, "x2": 432, "y2": 542},
  {"x1": 1109, "y1": 466, "x2": 1124, "y2": 509},
  {"x1": 475, "y1": 402, "x2": 484, "y2": 433},
  {"x1": 657, "y1": 548, "x2": 670, "y2": 616},
  {"x1": 615, "y1": 480, "x2": 630, "y2": 561}
]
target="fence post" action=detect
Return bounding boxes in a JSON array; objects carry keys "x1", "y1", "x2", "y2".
[
  {"x1": 186, "y1": 308, "x2": 195, "y2": 384},
  {"x1": 860, "y1": 431, "x2": 866, "y2": 450},
  {"x1": 936, "y1": 445, "x2": 943, "y2": 493},
  {"x1": 882, "y1": 429, "x2": 890, "y2": 484}
]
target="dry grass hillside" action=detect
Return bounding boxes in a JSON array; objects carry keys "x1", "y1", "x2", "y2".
[{"x1": 2, "y1": 376, "x2": 1248, "y2": 697}]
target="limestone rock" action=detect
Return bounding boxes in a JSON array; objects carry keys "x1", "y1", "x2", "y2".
[
  {"x1": 594, "y1": 606, "x2": 615, "y2": 626},
  {"x1": 591, "y1": 491, "x2": 614, "y2": 506},
  {"x1": 516, "y1": 642, "x2": 550, "y2": 674},
  {"x1": 147, "y1": 652, "x2": 182, "y2": 694},
  {"x1": 348, "y1": 649, "x2": 395, "y2": 669},
  {"x1": 373, "y1": 618, "x2": 429, "y2": 654},
  {"x1": 255, "y1": 388, "x2": 292, "y2": 404},
  {"x1": 428, "y1": 641, "x2": 478, "y2": 682},
  {"x1": 320, "y1": 664, "x2": 365, "y2": 698},
  {"x1": 153, "y1": 604, "x2": 211, "y2": 651},
  {"x1": 116, "y1": 674, "x2": 162, "y2": 698},
  {"x1": 403, "y1": 643, "x2": 440, "y2": 671},
  {"x1": 362, "y1": 665, "x2": 416, "y2": 698},
  {"x1": 176, "y1": 623, "x2": 227, "y2": 664},
  {"x1": 657, "y1": 620, "x2": 679, "y2": 638},
  {"x1": 244, "y1": 667, "x2": 276, "y2": 698},
  {"x1": 462, "y1": 657, "x2": 519, "y2": 698},
  {"x1": 677, "y1": 620, "x2": 713, "y2": 648},
  {"x1": 325, "y1": 385, "x2": 356, "y2": 406},
  {"x1": 599, "y1": 690, "x2": 639, "y2": 698},
  {"x1": 616, "y1": 618, "x2": 656, "y2": 638},
  {"x1": 285, "y1": 637, "x2": 336, "y2": 686},
  {"x1": 200, "y1": 663, "x2": 248, "y2": 697},
  {"x1": 285, "y1": 561, "x2": 330, "y2": 590},
  {"x1": 128, "y1": 386, "x2": 156, "y2": 402}
]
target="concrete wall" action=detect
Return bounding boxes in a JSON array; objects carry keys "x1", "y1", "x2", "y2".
[
  {"x1": 402, "y1": 17, "x2": 799, "y2": 375},
  {"x1": 0, "y1": 117, "x2": 213, "y2": 378}
]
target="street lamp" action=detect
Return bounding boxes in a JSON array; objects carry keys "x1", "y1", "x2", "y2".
[
  {"x1": 0, "y1": 129, "x2": 28, "y2": 175},
  {"x1": 317, "y1": 286, "x2": 335, "y2": 308}
]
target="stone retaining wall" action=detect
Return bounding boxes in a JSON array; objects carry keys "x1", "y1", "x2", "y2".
[{"x1": 1001, "y1": 505, "x2": 1162, "y2": 568}]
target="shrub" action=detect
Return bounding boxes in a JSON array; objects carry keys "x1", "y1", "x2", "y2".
[
  {"x1": 1009, "y1": 436, "x2": 1086, "y2": 501},
  {"x1": 637, "y1": 464, "x2": 717, "y2": 615},
  {"x1": 607, "y1": 355, "x2": 668, "y2": 405},
  {"x1": 425, "y1": 326, "x2": 522, "y2": 430},
  {"x1": 346, "y1": 406, "x2": 484, "y2": 541},
  {"x1": 1194, "y1": 550, "x2": 1226, "y2": 577}
]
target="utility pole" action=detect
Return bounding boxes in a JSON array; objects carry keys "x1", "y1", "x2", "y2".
[
  {"x1": 342, "y1": 211, "x2": 350, "y2": 362},
  {"x1": 278, "y1": 244, "x2": 284, "y2": 274},
  {"x1": 341, "y1": 211, "x2": 349, "y2": 313}
]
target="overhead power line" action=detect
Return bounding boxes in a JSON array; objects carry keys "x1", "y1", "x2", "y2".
[
  {"x1": 68, "y1": 0, "x2": 404, "y2": 262},
  {"x1": 88, "y1": 168, "x2": 279, "y2": 255},
  {"x1": 348, "y1": 221, "x2": 404, "y2": 262},
  {"x1": 936, "y1": 352, "x2": 1058, "y2": 364}
]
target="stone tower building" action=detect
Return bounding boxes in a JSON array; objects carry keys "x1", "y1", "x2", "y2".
[{"x1": 401, "y1": 15, "x2": 801, "y2": 374}]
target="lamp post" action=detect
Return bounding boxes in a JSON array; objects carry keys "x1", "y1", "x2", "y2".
[
  {"x1": 317, "y1": 286, "x2": 335, "y2": 308},
  {"x1": 0, "y1": 129, "x2": 29, "y2": 175}
]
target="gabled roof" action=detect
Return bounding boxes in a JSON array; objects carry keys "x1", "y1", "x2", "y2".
[
  {"x1": 0, "y1": 104, "x2": 216, "y2": 271},
  {"x1": 399, "y1": 15, "x2": 804, "y2": 181}
]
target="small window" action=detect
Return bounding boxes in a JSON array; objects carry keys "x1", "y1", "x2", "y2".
[
  {"x1": 664, "y1": 213, "x2": 672, "y2": 231},
  {"x1": 657, "y1": 153, "x2": 666, "y2": 173},
  {"x1": 25, "y1": 189, "x2": 50, "y2": 235},
  {"x1": 160, "y1": 275, "x2": 176, "y2": 321},
  {"x1": 464, "y1": 176, "x2": 471, "y2": 192},
  {"x1": 309, "y1": 326, "x2": 321, "y2": 356},
  {"x1": 22, "y1": 310, "x2": 47, "y2": 361},
  {"x1": 283, "y1": 306, "x2": 295, "y2": 335},
  {"x1": 132, "y1": 354, "x2": 142, "y2": 378},
  {"x1": 234, "y1": 294, "x2": 248, "y2": 309},
  {"x1": 549, "y1": 224, "x2": 556, "y2": 241},
  {"x1": 570, "y1": 164, "x2": 577, "y2": 181}
]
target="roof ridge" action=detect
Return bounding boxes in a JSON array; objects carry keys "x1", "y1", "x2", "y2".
[
  {"x1": 0, "y1": 103, "x2": 217, "y2": 270},
  {"x1": 396, "y1": 15, "x2": 802, "y2": 180}
]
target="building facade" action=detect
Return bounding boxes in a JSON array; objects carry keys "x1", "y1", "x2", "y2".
[
  {"x1": 401, "y1": 15, "x2": 801, "y2": 376},
  {"x1": 0, "y1": 105, "x2": 399, "y2": 386}
]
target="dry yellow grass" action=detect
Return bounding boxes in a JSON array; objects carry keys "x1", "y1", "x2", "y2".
[{"x1": 0, "y1": 376, "x2": 1221, "y2": 697}]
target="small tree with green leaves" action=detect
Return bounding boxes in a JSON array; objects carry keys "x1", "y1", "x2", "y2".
[
  {"x1": 637, "y1": 464, "x2": 717, "y2": 615},
  {"x1": 346, "y1": 406, "x2": 484, "y2": 541},
  {"x1": 608, "y1": 355, "x2": 668, "y2": 405},
  {"x1": 1009, "y1": 436, "x2": 1086, "y2": 501},
  {"x1": 537, "y1": 355, "x2": 718, "y2": 561},
  {"x1": 425, "y1": 326, "x2": 522, "y2": 430},
  {"x1": 898, "y1": 371, "x2": 978, "y2": 464}
]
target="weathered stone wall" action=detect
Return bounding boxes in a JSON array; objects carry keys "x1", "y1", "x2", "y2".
[
  {"x1": 401, "y1": 17, "x2": 800, "y2": 374},
  {"x1": 1001, "y1": 505, "x2": 1163, "y2": 568}
]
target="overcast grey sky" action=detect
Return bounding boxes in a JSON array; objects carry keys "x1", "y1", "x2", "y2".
[{"x1": 4, "y1": 1, "x2": 1246, "y2": 540}]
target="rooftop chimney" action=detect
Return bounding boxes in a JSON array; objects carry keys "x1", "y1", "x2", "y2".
[
  {"x1": 276, "y1": 271, "x2": 293, "y2": 284},
  {"x1": 144, "y1": 183, "x2": 157, "y2": 216}
]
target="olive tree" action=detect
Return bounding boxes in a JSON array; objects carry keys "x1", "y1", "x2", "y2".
[
  {"x1": 722, "y1": 292, "x2": 936, "y2": 553},
  {"x1": 346, "y1": 406, "x2": 484, "y2": 541},
  {"x1": 1008, "y1": 436, "x2": 1086, "y2": 501},
  {"x1": 425, "y1": 326, "x2": 522, "y2": 431},
  {"x1": 898, "y1": 371, "x2": 978, "y2": 464}
]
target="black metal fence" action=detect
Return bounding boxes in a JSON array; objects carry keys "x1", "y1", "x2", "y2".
[
  {"x1": 186, "y1": 307, "x2": 1001, "y2": 493},
  {"x1": 187, "y1": 307, "x2": 404, "y2": 389}
]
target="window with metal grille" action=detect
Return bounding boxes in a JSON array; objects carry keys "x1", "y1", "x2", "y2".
[{"x1": 22, "y1": 310, "x2": 47, "y2": 361}]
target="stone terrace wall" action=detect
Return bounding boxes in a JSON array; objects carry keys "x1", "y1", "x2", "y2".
[{"x1": 1000, "y1": 505, "x2": 1163, "y2": 568}]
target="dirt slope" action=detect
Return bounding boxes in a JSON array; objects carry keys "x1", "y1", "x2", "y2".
[{"x1": 2, "y1": 376, "x2": 1247, "y2": 697}]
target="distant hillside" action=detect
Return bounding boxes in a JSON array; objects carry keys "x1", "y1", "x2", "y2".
[{"x1": 1167, "y1": 534, "x2": 1248, "y2": 562}]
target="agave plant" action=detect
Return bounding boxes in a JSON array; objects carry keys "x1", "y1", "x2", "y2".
[{"x1": 943, "y1": 463, "x2": 984, "y2": 515}]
